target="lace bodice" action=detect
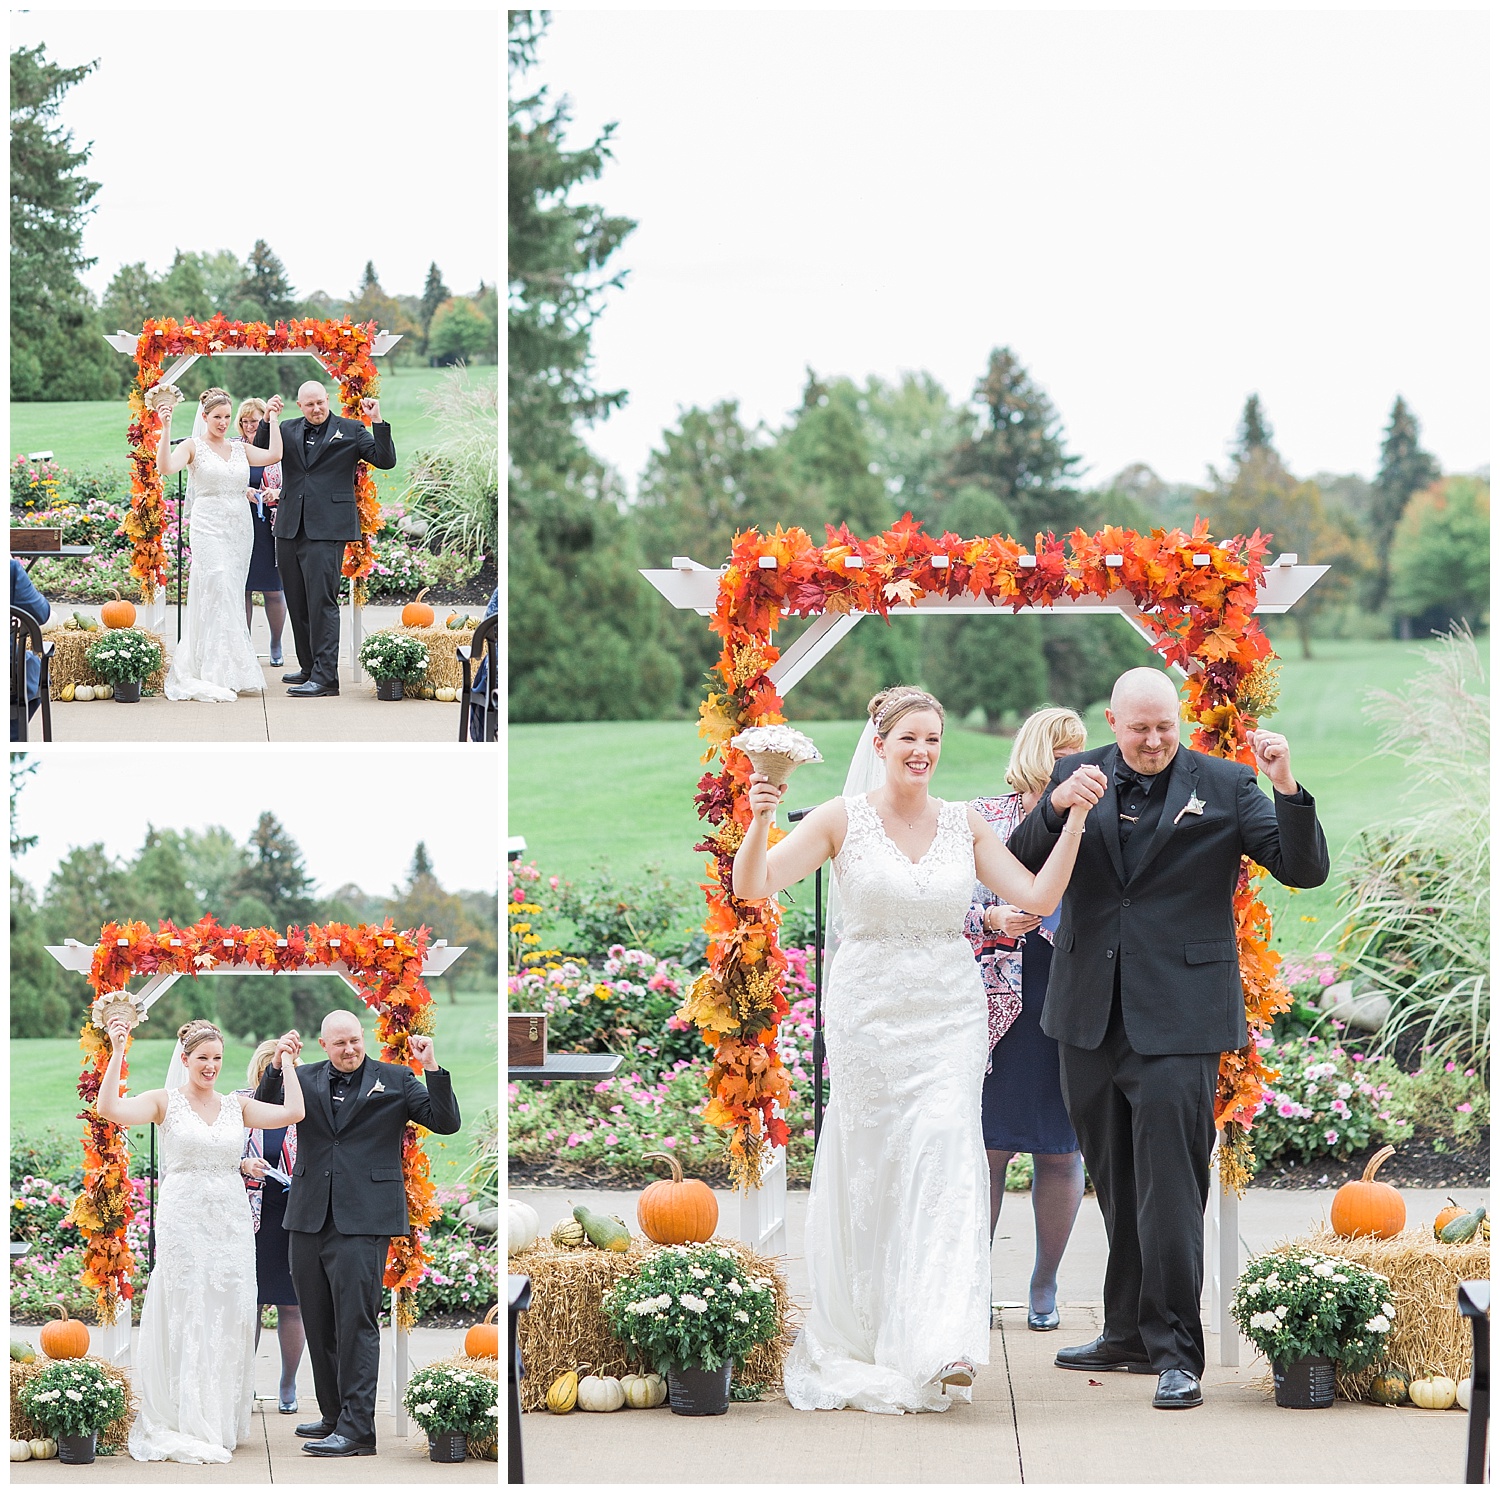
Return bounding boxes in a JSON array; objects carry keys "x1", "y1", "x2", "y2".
[
  {"x1": 832, "y1": 795, "x2": 977, "y2": 946},
  {"x1": 159, "y1": 1086, "x2": 247, "y2": 1176},
  {"x1": 188, "y1": 439, "x2": 250, "y2": 504}
]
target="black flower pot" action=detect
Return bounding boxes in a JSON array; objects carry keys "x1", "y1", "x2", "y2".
[
  {"x1": 112, "y1": 679, "x2": 142, "y2": 703},
  {"x1": 428, "y1": 1428, "x2": 467, "y2": 1463},
  {"x1": 57, "y1": 1432, "x2": 97, "y2": 1464},
  {"x1": 376, "y1": 678, "x2": 405, "y2": 701},
  {"x1": 667, "y1": 1363, "x2": 732, "y2": 1416},
  {"x1": 1273, "y1": 1354, "x2": 1336, "y2": 1408}
]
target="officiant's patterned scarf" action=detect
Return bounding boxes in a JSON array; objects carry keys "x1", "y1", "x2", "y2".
[{"x1": 241, "y1": 1123, "x2": 298, "y2": 1233}]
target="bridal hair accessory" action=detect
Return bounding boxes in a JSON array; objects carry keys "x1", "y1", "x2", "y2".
[
  {"x1": 198, "y1": 387, "x2": 232, "y2": 413},
  {"x1": 1173, "y1": 793, "x2": 1207, "y2": 825},
  {"x1": 142, "y1": 383, "x2": 183, "y2": 414},
  {"x1": 730, "y1": 725, "x2": 823, "y2": 786}
]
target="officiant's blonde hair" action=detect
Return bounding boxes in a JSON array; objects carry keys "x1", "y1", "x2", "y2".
[
  {"x1": 1006, "y1": 707, "x2": 1087, "y2": 796},
  {"x1": 247, "y1": 1039, "x2": 278, "y2": 1087}
]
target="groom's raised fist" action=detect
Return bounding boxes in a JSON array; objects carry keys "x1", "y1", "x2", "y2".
[
  {"x1": 360, "y1": 397, "x2": 381, "y2": 422},
  {"x1": 408, "y1": 1033, "x2": 438, "y2": 1071}
]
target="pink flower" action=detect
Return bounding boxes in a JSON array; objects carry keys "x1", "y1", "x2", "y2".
[
  {"x1": 1446, "y1": 1061, "x2": 1457, "y2": 1073},
  {"x1": 1324, "y1": 1129, "x2": 1340, "y2": 1145},
  {"x1": 548, "y1": 876, "x2": 559, "y2": 889},
  {"x1": 566, "y1": 1133, "x2": 582, "y2": 1147},
  {"x1": 604, "y1": 1134, "x2": 618, "y2": 1146},
  {"x1": 1276, "y1": 1100, "x2": 1298, "y2": 1118},
  {"x1": 1318, "y1": 969, "x2": 1336, "y2": 986},
  {"x1": 662, "y1": 1137, "x2": 677, "y2": 1148},
  {"x1": 1457, "y1": 1103, "x2": 1473, "y2": 1114}
]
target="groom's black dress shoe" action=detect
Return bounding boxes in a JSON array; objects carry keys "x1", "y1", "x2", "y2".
[
  {"x1": 1054, "y1": 1335, "x2": 1154, "y2": 1373},
  {"x1": 302, "y1": 1433, "x2": 376, "y2": 1457},
  {"x1": 1152, "y1": 1369, "x2": 1203, "y2": 1409},
  {"x1": 294, "y1": 1419, "x2": 336, "y2": 1439},
  {"x1": 287, "y1": 681, "x2": 339, "y2": 697},
  {"x1": 281, "y1": 671, "x2": 310, "y2": 685}
]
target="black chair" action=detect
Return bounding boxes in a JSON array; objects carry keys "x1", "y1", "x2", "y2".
[
  {"x1": 10, "y1": 607, "x2": 54, "y2": 743},
  {"x1": 508, "y1": 1274, "x2": 531, "y2": 1484},
  {"x1": 458, "y1": 613, "x2": 498, "y2": 742},
  {"x1": 1459, "y1": 1281, "x2": 1489, "y2": 1483}
]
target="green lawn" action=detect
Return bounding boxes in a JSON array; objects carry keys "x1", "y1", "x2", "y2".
[
  {"x1": 508, "y1": 637, "x2": 1487, "y2": 956},
  {"x1": 10, "y1": 986, "x2": 498, "y2": 1183},
  {"x1": 9, "y1": 364, "x2": 497, "y2": 507}
]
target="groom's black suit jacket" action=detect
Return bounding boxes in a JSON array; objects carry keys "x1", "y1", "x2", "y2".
[
  {"x1": 256, "y1": 1057, "x2": 461, "y2": 1235},
  {"x1": 1008, "y1": 744, "x2": 1330, "y2": 1055},
  {"x1": 254, "y1": 415, "x2": 396, "y2": 543}
]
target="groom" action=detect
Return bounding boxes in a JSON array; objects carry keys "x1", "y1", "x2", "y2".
[
  {"x1": 258, "y1": 1012, "x2": 462, "y2": 1456},
  {"x1": 1008, "y1": 667, "x2": 1329, "y2": 1411},
  {"x1": 255, "y1": 382, "x2": 396, "y2": 697}
]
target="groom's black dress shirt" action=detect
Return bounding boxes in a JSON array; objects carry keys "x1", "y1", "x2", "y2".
[{"x1": 328, "y1": 1058, "x2": 366, "y2": 1124}]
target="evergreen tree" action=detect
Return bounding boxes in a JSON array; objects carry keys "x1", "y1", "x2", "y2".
[
  {"x1": 1367, "y1": 396, "x2": 1442, "y2": 609},
  {"x1": 856, "y1": 372, "x2": 968, "y2": 530},
  {"x1": 40, "y1": 844, "x2": 131, "y2": 949},
  {"x1": 1233, "y1": 394, "x2": 1274, "y2": 462},
  {"x1": 11, "y1": 880, "x2": 68, "y2": 1039},
  {"x1": 157, "y1": 250, "x2": 212, "y2": 321},
  {"x1": 100, "y1": 262, "x2": 158, "y2": 339},
  {"x1": 508, "y1": 9, "x2": 635, "y2": 471},
  {"x1": 10, "y1": 45, "x2": 120, "y2": 400},
  {"x1": 348, "y1": 262, "x2": 420, "y2": 361},
  {"x1": 419, "y1": 262, "x2": 450, "y2": 335},
  {"x1": 131, "y1": 827, "x2": 199, "y2": 926},
  {"x1": 780, "y1": 371, "x2": 894, "y2": 537},
  {"x1": 410, "y1": 842, "x2": 435, "y2": 880},
  {"x1": 237, "y1": 239, "x2": 297, "y2": 322},
  {"x1": 940, "y1": 348, "x2": 1083, "y2": 540},
  {"x1": 231, "y1": 813, "x2": 316, "y2": 928}
]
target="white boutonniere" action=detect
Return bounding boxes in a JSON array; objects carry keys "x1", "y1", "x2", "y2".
[
  {"x1": 1173, "y1": 793, "x2": 1207, "y2": 825},
  {"x1": 330, "y1": 429, "x2": 344, "y2": 440},
  {"x1": 369, "y1": 1079, "x2": 386, "y2": 1094}
]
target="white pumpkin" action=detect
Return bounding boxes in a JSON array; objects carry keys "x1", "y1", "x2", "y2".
[
  {"x1": 27, "y1": 1438, "x2": 55, "y2": 1460},
  {"x1": 10, "y1": 1440, "x2": 31, "y2": 1461},
  {"x1": 507, "y1": 1199, "x2": 540, "y2": 1254},
  {"x1": 1456, "y1": 1377, "x2": 1472, "y2": 1411},
  {"x1": 75, "y1": 684, "x2": 96, "y2": 701},
  {"x1": 435, "y1": 686, "x2": 457, "y2": 703},
  {"x1": 95, "y1": 682, "x2": 113, "y2": 699},
  {"x1": 577, "y1": 1373, "x2": 626, "y2": 1412},
  {"x1": 621, "y1": 1371, "x2": 667, "y2": 1408},
  {"x1": 1409, "y1": 1374, "x2": 1458, "y2": 1410}
]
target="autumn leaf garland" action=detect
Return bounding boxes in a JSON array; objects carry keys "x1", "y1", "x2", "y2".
[
  {"x1": 75, "y1": 915, "x2": 440, "y2": 1326},
  {"x1": 687, "y1": 516, "x2": 1293, "y2": 1191}
]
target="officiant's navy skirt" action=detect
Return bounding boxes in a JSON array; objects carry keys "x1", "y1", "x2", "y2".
[
  {"x1": 255, "y1": 1182, "x2": 298, "y2": 1305},
  {"x1": 981, "y1": 935, "x2": 1077, "y2": 1154}
]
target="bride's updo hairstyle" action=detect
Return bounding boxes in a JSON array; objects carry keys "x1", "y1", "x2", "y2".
[
  {"x1": 199, "y1": 387, "x2": 232, "y2": 416},
  {"x1": 869, "y1": 686, "x2": 945, "y2": 739},
  {"x1": 178, "y1": 1018, "x2": 224, "y2": 1056}
]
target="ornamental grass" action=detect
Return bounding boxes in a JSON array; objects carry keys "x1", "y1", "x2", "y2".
[
  {"x1": 1274, "y1": 1226, "x2": 1488, "y2": 1399},
  {"x1": 511, "y1": 1237, "x2": 796, "y2": 1411},
  {"x1": 9, "y1": 1356, "x2": 136, "y2": 1452},
  {"x1": 44, "y1": 625, "x2": 167, "y2": 698}
]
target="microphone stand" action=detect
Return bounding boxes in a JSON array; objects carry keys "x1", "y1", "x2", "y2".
[
  {"x1": 787, "y1": 807, "x2": 828, "y2": 1148},
  {"x1": 148, "y1": 1122, "x2": 156, "y2": 1272},
  {"x1": 172, "y1": 440, "x2": 186, "y2": 643}
]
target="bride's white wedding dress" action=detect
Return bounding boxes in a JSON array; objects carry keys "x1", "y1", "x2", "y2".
[
  {"x1": 784, "y1": 795, "x2": 991, "y2": 1414},
  {"x1": 164, "y1": 440, "x2": 264, "y2": 703},
  {"x1": 128, "y1": 1088, "x2": 256, "y2": 1463}
]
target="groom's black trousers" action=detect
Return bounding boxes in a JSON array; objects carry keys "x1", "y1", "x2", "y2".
[
  {"x1": 276, "y1": 535, "x2": 344, "y2": 687},
  {"x1": 1058, "y1": 985, "x2": 1218, "y2": 1376},
  {"x1": 288, "y1": 1220, "x2": 389, "y2": 1445}
]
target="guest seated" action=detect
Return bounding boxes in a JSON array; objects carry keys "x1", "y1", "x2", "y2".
[{"x1": 11, "y1": 557, "x2": 51, "y2": 740}]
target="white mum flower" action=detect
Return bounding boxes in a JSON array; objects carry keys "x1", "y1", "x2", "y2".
[
  {"x1": 1274, "y1": 1305, "x2": 1288, "y2": 1319},
  {"x1": 1366, "y1": 1315, "x2": 1390, "y2": 1333},
  {"x1": 733, "y1": 1310, "x2": 750, "y2": 1323},
  {"x1": 680, "y1": 1294, "x2": 708, "y2": 1313},
  {"x1": 1313, "y1": 1262, "x2": 1335, "y2": 1277},
  {"x1": 727, "y1": 1280, "x2": 743, "y2": 1296},
  {"x1": 1383, "y1": 1302, "x2": 1396, "y2": 1317},
  {"x1": 689, "y1": 1266, "x2": 708, "y2": 1279}
]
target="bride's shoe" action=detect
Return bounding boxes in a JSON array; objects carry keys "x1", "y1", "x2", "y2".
[{"x1": 933, "y1": 1359, "x2": 975, "y2": 1392}]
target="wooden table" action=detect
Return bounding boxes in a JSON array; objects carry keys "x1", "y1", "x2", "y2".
[
  {"x1": 508, "y1": 1053, "x2": 623, "y2": 1083},
  {"x1": 13, "y1": 545, "x2": 94, "y2": 571}
]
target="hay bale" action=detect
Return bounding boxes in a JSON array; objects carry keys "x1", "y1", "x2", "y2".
[
  {"x1": 1277, "y1": 1226, "x2": 1489, "y2": 1399},
  {"x1": 42, "y1": 625, "x2": 167, "y2": 699},
  {"x1": 10, "y1": 1356, "x2": 137, "y2": 1452},
  {"x1": 363, "y1": 623, "x2": 477, "y2": 695},
  {"x1": 510, "y1": 1237, "x2": 797, "y2": 1411}
]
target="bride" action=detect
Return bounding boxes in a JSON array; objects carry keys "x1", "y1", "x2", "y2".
[
  {"x1": 98, "y1": 1016, "x2": 305, "y2": 1462},
  {"x1": 157, "y1": 388, "x2": 284, "y2": 702},
  {"x1": 733, "y1": 686, "x2": 1105, "y2": 1414}
]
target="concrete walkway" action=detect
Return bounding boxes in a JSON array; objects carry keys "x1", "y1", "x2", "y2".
[
  {"x1": 44, "y1": 605, "x2": 480, "y2": 744},
  {"x1": 9, "y1": 1325, "x2": 495, "y2": 1483},
  {"x1": 512, "y1": 1185, "x2": 1483, "y2": 1484}
]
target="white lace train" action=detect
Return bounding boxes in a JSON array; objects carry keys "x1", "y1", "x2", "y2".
[
  {"x1": 165, "y1": 439, "x2": 263, "y2": 703},
  {"x1": 783, "y1": 796, "x2": 991, "y2": 1414},
  {"x1": 128, "y1": 1088, "x2": 256, "y2": 1463}
]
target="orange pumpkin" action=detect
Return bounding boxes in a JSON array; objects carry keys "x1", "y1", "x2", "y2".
[
  {"x1": 1433, "y1": 1198, "x2": 1466, "y2": 1240},
  {"x1": 636, "y1": 1150, "x2": 719, "y2": 1245},
  {"x1": 1330, "y1": 1145, "x2": 1406, "y2": 1239},
  {"x1": 464, "y1": 1304, "x2": 498, "y2": 1359},
  {"x1": 39, "y1": 1303, "x2": 89, "y2": 1360},
  {"x1": 100, "y1": 590, "x2": 136, "y2": 630},
  {"x1": 401, "y1": 588, "x2": 434, "y2": 629}
]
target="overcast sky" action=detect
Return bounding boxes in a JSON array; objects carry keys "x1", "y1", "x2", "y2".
[
  {"x1": 13, "y1": 7, "x2": 499, "y2": 303},
  {"x1": 529, "y1": 8, "x2": 1489, "y2": 496},
  {"x1": 12, "y1": 749, "x2": 499, "y2": 900}
]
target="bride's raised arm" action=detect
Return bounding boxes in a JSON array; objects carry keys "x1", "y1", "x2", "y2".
[
  {"x1": 155, "y1": 400, "x2": 193, "y2": 478},
  {"x1": 242, "y1": 1044, "x2": 305, "y2": 1128},
  {"x1": 96, "y1": 1019, "x2": 169, "y2": 1127},
  {"x1": 731, "y1": 774, "x2": 846, "y2": 902},
  {"x1": 968, "y1": 763, "x2": 1107, "y2": 914},
  {"x1": 242, "y1": 394, "x2": 285, "y2": 467}
]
